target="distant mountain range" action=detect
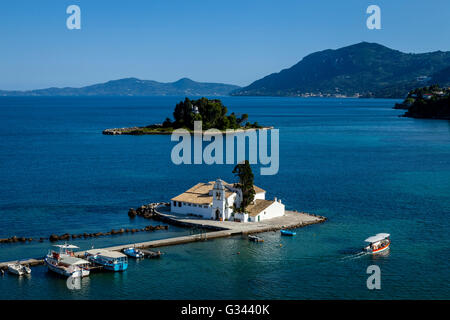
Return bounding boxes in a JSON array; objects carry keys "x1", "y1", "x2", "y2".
[
  {"x1": 0, "y1": 78, "x2": 240, "y2": 97},
  {"x1": 430, "y1": 65, "x2": 450, "y2": 86},
  {"x1": 2, "y1": 42, "x2": 449, "y2": 99},
  {"x1": 231, "y1": 42, "x2": 450, "y2": 98}
]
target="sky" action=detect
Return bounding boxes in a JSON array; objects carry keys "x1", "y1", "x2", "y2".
[{"x1": 0, "y1": 0, "x2": 449, "y2": 90}]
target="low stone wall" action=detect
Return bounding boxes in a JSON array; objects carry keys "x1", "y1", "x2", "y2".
[{"x1": 152, "y1": 205, "x2": 327, "y2": 233}]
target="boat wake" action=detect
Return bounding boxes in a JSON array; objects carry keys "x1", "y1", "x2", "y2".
[{"x1": 340, "y1": 251, "x2": 369, "y2": 261}]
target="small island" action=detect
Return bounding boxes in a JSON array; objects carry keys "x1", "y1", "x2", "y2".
[
  {"x1": 103, "y1": 97, "x2": 268, "y2": 135},
  {"x1": 394, "y1": 85, "x2": 450, "y2": 120}
]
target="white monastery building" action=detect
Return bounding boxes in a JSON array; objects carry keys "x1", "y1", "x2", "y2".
[{"x1": 171, "y1": 179, "x2": 285, "y2": 223}]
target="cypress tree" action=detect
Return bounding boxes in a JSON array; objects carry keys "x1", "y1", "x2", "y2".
[{"x1": 232, "y1": 160, "x2": 255, "y2": 213}]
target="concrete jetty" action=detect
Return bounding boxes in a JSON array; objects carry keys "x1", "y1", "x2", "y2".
[{"x1": 0, "y1": 208, "x2": 326, "y2": 270}]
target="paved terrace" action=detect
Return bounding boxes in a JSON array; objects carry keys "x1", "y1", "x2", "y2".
[
  {"x1": 153, "y1": 206, "x2": 326, "y2": 233},
  {"x1": 0, "y1": 207, "x2": 326, "y2": 269}
]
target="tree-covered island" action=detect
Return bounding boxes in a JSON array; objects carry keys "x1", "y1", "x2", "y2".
[
  {"x1": 103, "y1": 97, "x2": 266, "y2": 135},
  {"x1": 394, "y1": 85, "x2": 450, "y2": 120}
]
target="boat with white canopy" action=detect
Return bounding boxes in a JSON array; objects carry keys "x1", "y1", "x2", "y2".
[
  {"x1": 44, "y1": 244, "x2": 90, "y2": 278},
  {"x1": 364, "y1": 233, "x2": 390, "y2": 254},
  {"x1": 85, "y1": 249, "x2": 128, "y2": 271}
]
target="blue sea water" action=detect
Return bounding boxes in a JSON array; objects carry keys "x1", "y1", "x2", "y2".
[{"x1": 0, "y1": 96, "x2": 449, "y2": 299}]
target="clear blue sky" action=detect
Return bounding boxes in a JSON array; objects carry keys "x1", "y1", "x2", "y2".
[{"x1": 0, "y1": 0, "x2": 449, "y2": 90}]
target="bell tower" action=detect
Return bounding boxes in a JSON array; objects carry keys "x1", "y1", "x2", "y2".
[{"x1": 212, "y1": 179, "x2": 226, "y2": 220}]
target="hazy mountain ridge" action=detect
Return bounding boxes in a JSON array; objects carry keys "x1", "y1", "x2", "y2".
[
  {"x1": 231, "y1": 42, "x2": 450, "y2": 98},
  {"x1": 0, "y1": 78, "x2": 240, "y2": 97}
]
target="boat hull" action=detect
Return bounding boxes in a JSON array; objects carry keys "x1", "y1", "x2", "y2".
[
  {"x1": 365, "y1": 242, "x2": 390, "y2": 254},
  {"x1": 87, "y1": 256, "x2": 128, "y2": 271},
  {"x1": 103, "y1": 263, "x2": 128, "y2": 271},
  {"x1": 44, "y1": 258, "x2": 89, "y2": 278},
  {"x1": 280, "y1": 230, "x2": 296, "y2": 236}
]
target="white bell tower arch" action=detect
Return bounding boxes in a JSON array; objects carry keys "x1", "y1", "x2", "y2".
[{"x1": 212, "y1": 179, "x2": 226, "y2": 220}]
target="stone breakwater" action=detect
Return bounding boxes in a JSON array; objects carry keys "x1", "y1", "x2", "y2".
[
  {"x1": 127, "y1": 202, "x2": 167, "y2": 219},
  {"x1": 0, "y1": 224, "x2": 168, "y2": 245}
]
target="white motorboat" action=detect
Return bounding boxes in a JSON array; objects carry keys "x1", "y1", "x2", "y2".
[
  {"x1": 22, "y1": 264, "x2": 31, "y2": 274},
  {"x1": 364, "y1": 233, "x2": 390, "y2": 254},
  {"x1": 7, "y1": 263, "x2": 25, "y2": 276},
  {"x1": 44, "y1": 244, "x2": 90, "y2": 278}
]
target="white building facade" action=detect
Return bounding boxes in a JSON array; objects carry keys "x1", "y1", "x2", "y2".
[{"x1": 171, "y1": 179, "x2": 285, "y2": 223}]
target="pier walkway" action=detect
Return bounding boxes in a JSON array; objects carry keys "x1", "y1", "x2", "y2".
[{"x1": 0, "y1": 209, "x2": 326, "y2": 269}]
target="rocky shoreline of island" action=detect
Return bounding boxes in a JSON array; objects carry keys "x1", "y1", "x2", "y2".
[
  {"x1": 102, "y1": 97, "x2": 272, "y2": 135},
  {"x1": 103, "y1": 124, "x2": 274, "y2": 135},
  {"x1": 394, "y1": 85, "x2": 450, "y2": 120}
]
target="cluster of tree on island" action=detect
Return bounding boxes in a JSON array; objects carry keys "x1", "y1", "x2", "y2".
[
  {"x1": 102, "y1": 97, "x2": 264, "y2": 135},
  {"x1": 395, "y1": 85, "x2": 450, "y2": 120},
  {"x1": 160, "y1": 97, "x2": 261, "y2": 131}
]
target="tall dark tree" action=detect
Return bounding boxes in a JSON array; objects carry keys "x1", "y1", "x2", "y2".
[
  {"x1": 173, "y1": 97, "x2": 195, "y2": 128},
  {"x1": 232, "y1": 160, "x2": 255, "y2": 213}
]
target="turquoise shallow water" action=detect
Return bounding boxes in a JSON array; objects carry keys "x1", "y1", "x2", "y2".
[{"x1": 0, "y1": 96, "x2": 449, "y2": 299}]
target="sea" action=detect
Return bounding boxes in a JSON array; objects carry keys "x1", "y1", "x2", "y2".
[{"x1": 0, "y1": 96, "x2": 449, "y2": 299}]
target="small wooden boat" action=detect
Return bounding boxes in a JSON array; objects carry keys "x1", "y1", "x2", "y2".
[
  {"x1": 123, "y1": 247, "x2": 145, "y2": 259},
  {"x1": 280, "y1": 229, "x2": 296, "y2": 236},
  {"x1": 364, "y1": 233, "x2": 390, "y2": 254},
  {"x1": 140, "y1": 249, "x2": 163, "y2": 259},
  {"x1": 248, "y1": 235, "x2": 264, "y2": 242}
]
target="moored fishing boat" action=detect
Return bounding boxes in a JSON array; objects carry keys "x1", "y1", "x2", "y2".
[
  {"x1": 85, "y1": 249, "x2": 128, "y2": 271},
  {"x1": 364, "y1": 233, "x2": 390, "y2": 254},
  {"x1": 123, "y1": 247, "x2": 145, "y2": 259},
  {"x1": 280, "y1": 229, "x2": 296, "y2": 236},
  {"x1": 44, "y1": 244, "x2": 90, "y2": 278}
]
